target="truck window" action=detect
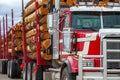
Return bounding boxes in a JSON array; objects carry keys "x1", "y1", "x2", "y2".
[
  {"x1": 103, "y1": 12, "x2": 120, "y2": 28},
  {"x1": 72, "y1": 12, "x2": 101, "y2": 30}
]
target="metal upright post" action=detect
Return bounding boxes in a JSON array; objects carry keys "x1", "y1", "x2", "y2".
[
  {"x1": 3, "y1": 17, "x2": 5, "y2": 59},
  {"x1": 22, "y1": 0, "x2": 31, "y2": 63},
  {"x1": 0, "y1": 21, "x2": 1, "y2": 58},
  {"x1": 35, "y1": 0, "x2": 46, "y2": 65},
  {"x1": 6, "y1": 14, "x2": 8, "y2": 59},
  {"x1": 11, "y1": 9, "x2": 14, "y2": 58}
]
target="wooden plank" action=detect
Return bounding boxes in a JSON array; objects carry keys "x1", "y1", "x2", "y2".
[
  {"x1": 25, "y1": 12, "x2": 36, "y2": 23},
  {"x1": 14, "y1": 39, "x2": 22, "y2": 46},
  {"x1": 25, "y1": 21, "x2": 35, "y2": 31},
  {"x1": 40, "y1": 24, "x2": 48, "y2": 32},
  {"x1": 41, "y1": 32, "x2": 50, "y2": 40},
  {"x1": 40, "y1": 15, "x2": 47, "y2": 24},
  {"x1": 15, "y1": 31, "x2": 22, "y2": 38},
  {"x1": 25, "y1": 20, "x2": 48, "y2": 32},
  {"x1": 27, "y1": 45, "x2": 36, "y2": 53},
  {"x1": 26, "y1": 28, "x2": 36, "y2": 38},
  {"x1": 25, "y1": 6, "x2": 49, "y2": 23},
  {"x1": 24, "y1": 0, "x2": 49, "y2": 17},
  {"x1": 27, "y1": 49, "x2": 52, "y2": 60},
  {"x1": 26, "y1": 36, "x2": 36, "y2": 44},
  {"x1": 42, "y1": 39, "x2": 50, "y2": 50}
]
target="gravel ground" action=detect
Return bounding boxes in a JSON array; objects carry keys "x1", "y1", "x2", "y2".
[{"x1": 0, "y1": 74, "x2": 22, "y2": 80}]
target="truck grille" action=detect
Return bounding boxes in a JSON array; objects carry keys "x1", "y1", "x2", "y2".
[{"x1": 106, "y1": 38, "x2": 120, "y2": 69}]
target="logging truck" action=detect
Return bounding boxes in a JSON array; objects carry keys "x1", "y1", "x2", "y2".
[
  {"x1": 21, "y1": 0, "x2": 120, "y2": 80},
  {"x1": 1, "y1": 0, "x2": 120, "y2": 80}
]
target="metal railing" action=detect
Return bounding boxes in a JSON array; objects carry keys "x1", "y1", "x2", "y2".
[
  {"x1": 77, "y1": 54, "x2": 107, "y2": 80},
  {"x1": 104, "y1": 38, "x2": 120, "y2": 80},
  {"x1": 77, "y1": 38, "x2": 120, "y2": 80}
]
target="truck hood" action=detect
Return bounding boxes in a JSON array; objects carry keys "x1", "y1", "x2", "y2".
[{"x1": 74, "y1": 30, "x2": 100, "y2": 55}]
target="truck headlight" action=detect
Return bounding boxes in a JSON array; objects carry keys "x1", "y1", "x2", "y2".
[{"x1": 82, "y1": 59, "x2": 94, "y2": 67}]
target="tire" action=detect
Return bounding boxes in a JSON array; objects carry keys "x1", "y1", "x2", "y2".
[
  {"x1": 15, "y1": 61, "x2": 21, "y2": 78},
  {"x1": 27, "y1": 62, "x2": 33, "y2": 80},
  {"x1": 52, "y1": 60, "x2": 61, "y2": 68},
  {"x1": 61, "y1": 67, "x2": 76, "y2": 80},
  {"x1": 7, "y1": 61, "x2": 10, "y2": 77},
  {"x1": 1, "y1": 60, "x2": 7, "y2": 74},
  {"x1": 9, "y1": 60, "x2": 16, "y2": 78},
  {"x1": 32, "y1": 63, "x2": 43, "y2": 80},
  {"x1": 23, "y1": 63, "x2": 28, "y2": 80}
]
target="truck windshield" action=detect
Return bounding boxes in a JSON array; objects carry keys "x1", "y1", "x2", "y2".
[
  {"x1": 72, "y1": 12, "x2": 101, "y2": 30},
  {"x1": 103, "y1": 12, "x2": 120, "y2": 28}
]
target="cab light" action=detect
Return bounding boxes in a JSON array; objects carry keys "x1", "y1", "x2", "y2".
[
  {"x1": 75, "y1": 4, "x2": 79, "y2": 8},
  {"x1": 98, "y1": 3, "x2": 102, "y2": 7},
  {"x1": 94, "y1": 4, "x2": 97, "y2": 7}
]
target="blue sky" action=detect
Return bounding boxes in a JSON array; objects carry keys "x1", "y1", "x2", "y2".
[{"x1": 0, "y1": 0, "x2": 30, "y2": 30}]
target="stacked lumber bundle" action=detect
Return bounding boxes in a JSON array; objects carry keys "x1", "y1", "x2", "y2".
[
  {"x1": 14, "y1": 22, "x2": 23, "y2": 55},
  {"x1": 1, "y1": 37, "x2": 4, "y2": 57},
  {"x1": 24, "y1": 0, "x2": 51, "y2": 60},
  {"x1": 24, "y1": 0, "x2": 75, "y2": 18},
  {"x1": 24, "y1": 0, "x2": 75, "y2": 60}
]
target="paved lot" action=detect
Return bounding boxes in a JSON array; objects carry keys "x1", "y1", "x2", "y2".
[{"x1": 0, "y1": 74, "x2": 22, "y2": 80}]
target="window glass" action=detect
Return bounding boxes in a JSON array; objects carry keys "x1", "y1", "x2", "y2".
[
  {"x1": 72, "y1": 12, "x2": 101, "y2": 30},
  {"x1": 103, "y1": 12, "x2": 120, "y2": 28}
]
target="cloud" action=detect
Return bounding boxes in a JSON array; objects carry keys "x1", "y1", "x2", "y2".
[{"x1": 0, "y1": 0, "x2": 30, "y2": 25}]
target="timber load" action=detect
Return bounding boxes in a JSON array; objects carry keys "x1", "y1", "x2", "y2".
[
  {"x1": 7, "y1": 21, "x2": 23, "y2": 57},
  {"x1": 14, "y1": 22, "x2": 23, "y2": 55},
  {"x1": 24, "y1": 0, "x2": 75, "y2": 60},
  {"x1": 1, "y1": 37, "x2": 4, "y2": 58}
]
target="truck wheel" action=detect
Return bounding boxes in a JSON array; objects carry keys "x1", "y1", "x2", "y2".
[
  {"x1": 9, "y1": 60, "x2": 16, "y2": 78},
  {"x1": 0, "y1": 60, "x2": 7, "y2": 74},
  {"x1": 61, "y1": 67, "x2": 76, "y2": 80},
  {"x1": 32, "y1": 63, "x2": 43, "y2": 80},
  {"x1": 15, "y1": 61, "x2": 21, "y2": 78},
  {"x1": 27, "y1": 62, "x2": 33, "y2": 80},
  {"x1": 23, "y1": 63, "x2": 28, "y2": 80},
  {"x1": 7, "y1": 61, "x2": 10, "y2": 77}
]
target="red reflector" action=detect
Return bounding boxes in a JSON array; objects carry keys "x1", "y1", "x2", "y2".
[
  {"x1": 33, "y1": 66, "x2": 38, "y2": 74},
  {"x1": 20, "y1": 63, "x2": 25, "y2": 70}
]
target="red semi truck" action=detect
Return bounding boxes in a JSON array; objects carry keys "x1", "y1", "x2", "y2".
[{"x1": 22, "y1": 0, "x2": 120, "y2": 80}]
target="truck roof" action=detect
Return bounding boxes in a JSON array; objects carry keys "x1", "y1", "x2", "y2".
[{"x1": 70, "y1": 6, "x2": 120, "y2": 12}]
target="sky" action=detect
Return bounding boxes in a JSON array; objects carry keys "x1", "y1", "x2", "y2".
[{"x1": 0, "y1": 0, "x2": 30, "y2": 31}]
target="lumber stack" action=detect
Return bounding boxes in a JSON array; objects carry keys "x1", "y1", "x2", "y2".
[
  {"x1": 4, "y1": 22, "x2": 23, "y2": 58},
  {"x1": 1, "y1": 37, "x2": 4, "y2": 57},
  {"x1": 24, "y1": 0, "x2": 75, "y2": 17},
  {"x1": 14, "y1": 22, "x2": 23, "y2": 56},
  {"x1": 24, "y1": 0, "x2": 75, "y2": 60},
  {"x1": 24, "y1": 0, "x2": 51, "y2": 60},
  {"x1": 7, "y1": 22, "x2": 23, "y2": 57}
]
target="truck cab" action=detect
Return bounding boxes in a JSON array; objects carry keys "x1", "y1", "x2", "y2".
[{"x1": 48, "y1": 1, "x2": 120, "y2": 80}]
